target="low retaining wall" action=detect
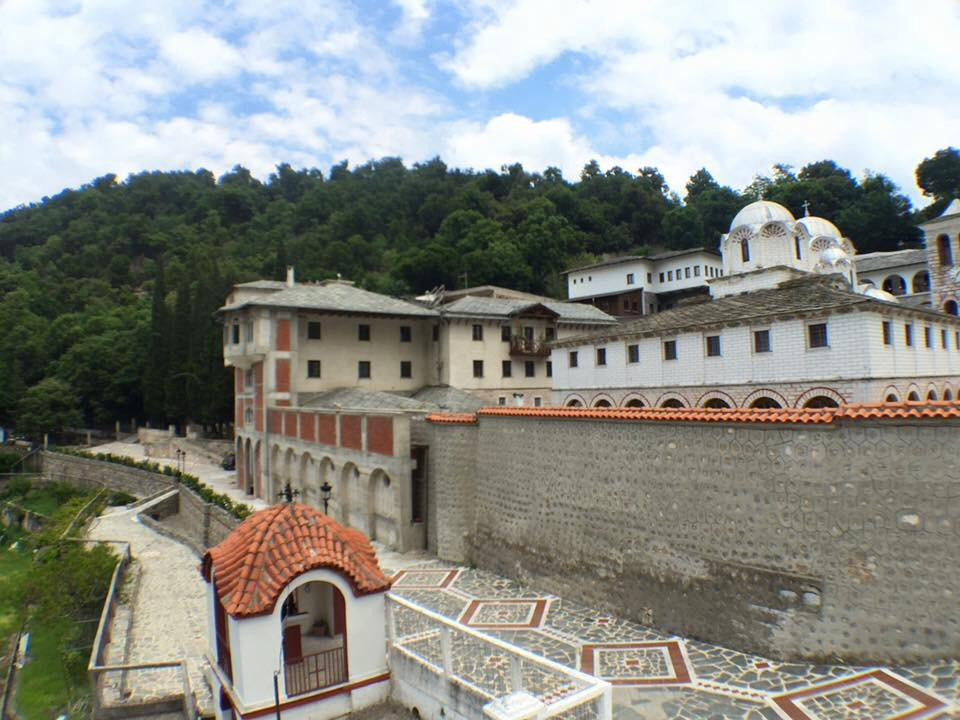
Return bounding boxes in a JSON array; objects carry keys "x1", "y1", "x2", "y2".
[{"x1": 42, "y1": 452, "x2": 174, "y2": 497}]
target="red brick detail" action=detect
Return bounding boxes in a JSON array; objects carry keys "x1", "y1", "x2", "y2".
[
  {"x1": 426, "y1": 413, "x2": 478, "y2": 425},
  {"x1": 276, "y1": 318, "x2": 291, "y2": 351},
  {"x1": 580, "y1": 641, "x2": 692, "y2": 686},
  {"x1": 299, "y1": 413, "x2": 316, "y2": 443},
  {"x1": 267, "y1": 410, "x2": 282, "y2": 434},
  {"x1": 254, "y1": 364, "x2": 264, "y2": 432},
  {"x1": 201, "y1": 503, "x2": 391, "y2": 618},
  {"x1": 275, "y1": 359, "x2": 290, "y2": 393},
  {"x1": 366, "y1": 416, "x2": 394, "y2": 456},
  {"x1": 284, "y1": 411, "x2": 298, "y2": 438},
  {"x1": 235, "y1": 400, "x2": 244, "y2": 429},
  {"x1": 317, "y1": 414, "x2": 336, "y2": 445},
  {"x1": 340, "y1": 415, "x2": 362, "y2": 450},
  {"x1": 235, "y1": 368, "x2": 244, "y2": 394}
]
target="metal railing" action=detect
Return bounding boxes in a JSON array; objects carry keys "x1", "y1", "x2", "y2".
[
  {"x1": 284, "y1": 646, "x2": 347, "y2": 697},
  {"x1": 509, "y1": 336, "x2": 551, "y2": 357},
  {"x1": 387, "y1": 594, "x2": 611, "y2": 719}
]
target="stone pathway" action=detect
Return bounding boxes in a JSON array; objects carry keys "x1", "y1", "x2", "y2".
[
  {"x1": 94, "y1": 440, "x2": 268, "y2": 512},
  {"x1": 88, "y1": 503, "x2": 212, "y2": 715},
  {"x1": 379, "y1": 548, "x2": 960, "y2": 720}
]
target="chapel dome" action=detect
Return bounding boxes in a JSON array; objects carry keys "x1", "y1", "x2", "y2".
[
  {"x1": 796, "y1": 215, "x2": 842, "y2": 239},
  {"x1": 729, "y1": 200, "x2": 795, "y2": 231},
  {"x1": 201, "y1": 503, "x2": 391, "y2": 618}
]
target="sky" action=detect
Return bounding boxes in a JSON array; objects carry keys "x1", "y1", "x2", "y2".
[{"x1": 1, "y1": 0, "x2": 958, "y2": 212}]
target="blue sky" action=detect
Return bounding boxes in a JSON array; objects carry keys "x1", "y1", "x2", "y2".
[{"x1": 1, "y1": 0, "x2": 958, "y2": 212}]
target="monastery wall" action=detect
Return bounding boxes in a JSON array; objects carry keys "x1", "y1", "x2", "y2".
[{"x1": 426, "y1": 413, "x2": 960, "y2": 662}]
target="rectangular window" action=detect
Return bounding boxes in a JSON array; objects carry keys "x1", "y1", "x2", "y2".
[
  {"x1": 596, "y1": 348, "x2": 607, "y2": 366},
  {"x1": 546, "y1": 360, "x2": 553, "y2": 377},
  {"x1": 569, "y1": 351, "x2": 579, "y2": 368},
  {"x1": 472, "y1": 324, "x2": 483, "y2": 341},
  {"x1": 501, "y1": 360, "x2": 512, "y2": 377},
  {"x1": 231, "y1": 322, "x2": 240, "y2": 344},
  {"x1": 358, "y1": 324, "x2": 370, "y2": 341},
  {"x1": 501, "y1": 325, "x2": 511, "y2": 342},
  {"x1": 956, "y1": 330, "x2": 959, "y2": 349},
  {"x1": 942, "y1": 328, "x2": 948, "y2": 349},
  {"x1": 245, "y1": 368, "x2": 254, "y2": 388},
  {"x1": 472, "y1": 360, "x2": 484, "y2": 377},
  {"x1": 400, "y1": 326, "x2": 412, "y2": 342},
  {"x1": 667, "y1": 270, "x2": 673, "y2": 281},
  {"x1": 905, "y1": 323, "x2": 913, "y2": 347},
  {"x1": 245, "y1": 321, "x2": 254, "y2": 342},
  {"x1": 498, "y1": 396, "x2": 506, "y2": 406},
  {"x1": 754, "y1": 329, "x2": 771, "y2": 353},
  {"x1": 664, "y1": 340, "x2": 677, "y2": 360},
  {"x1": 432, "y1": 324, "x2": 439, "y2": 342},
  {"x1": 882, "y1": 321, "x2": 892, "y2": 346},
  {"x1": 684, "y1": 267, "x2": 691, "y2": 279},
  {"x1": 626, "y1": 272, "x2": 635, "y2": 285},
  {"x1": 627, "y1": 343, "x2": 639, "y2": 363},
  {"x1": 647, "y1": 272, "x2": 652, "y2": 283},
  {"x1": 524, "y1": 360, "x2": 535, "y2": 377},
  {"x1": 358, "y1": 360, "x2": 371, "y2": 379},
  {"x1": 307, "y1": 321, "x2": 322, "y2": 340},
  {"x1": 534, "y1": 396, "x2": 542, "y2": 407},
  {"x1": 694, "y1": 266, "x2": 700, "y2": 277},
  {"x1": 808, "y1": 323, "x2": 828, "y2": 348},
  {"x1": 924, "y1": 326, "x2": 932, "y2": 348},
  {"x1": 705, "y1": 335, "x2": 721, "y2": 357},
  {"x1": 400, "y1": 360, "x2": 412, "y2": 378},
  {"x1": 545, "y1": 327, "x2": 556, "y2": 341},
  {"x1": 523, "y1": 326, "x2": 534, "y2": 341},
  {"x1": 307, "y1": 360, "x2": 321, "y2": 378},
  {"x1": 659, "y1": 272, "x2": 664, "y2": 283}
]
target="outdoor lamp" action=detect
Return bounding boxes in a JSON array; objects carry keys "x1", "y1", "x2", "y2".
[{"x1": 320, "y1": 480, "x2": 332, "y2": 514}]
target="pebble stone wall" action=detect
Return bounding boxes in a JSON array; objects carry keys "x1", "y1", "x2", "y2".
[{"x1": 426, "y1": 417, "x2": 960, "y2": 663}]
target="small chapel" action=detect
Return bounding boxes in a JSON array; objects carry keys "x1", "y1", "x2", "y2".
[{"x1": 201, "y1": 502, "x2": 392, "y2": 720}]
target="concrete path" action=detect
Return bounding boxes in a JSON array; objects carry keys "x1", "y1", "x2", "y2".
[{"x1": 88, "y1": 503, "x2": 213, "y2": 716}]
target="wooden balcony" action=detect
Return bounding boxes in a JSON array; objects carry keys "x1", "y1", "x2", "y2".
[
  {"x1": 284, "y1": 646, "x2": 347, "y2": 697},
  {"x1": 509, "y1": 336, "x2": 551, "y2": 357}
]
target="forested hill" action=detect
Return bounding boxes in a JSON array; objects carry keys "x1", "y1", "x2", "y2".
[{"x1": 1, "y1": 150, "x2": 958, "y2": 433}]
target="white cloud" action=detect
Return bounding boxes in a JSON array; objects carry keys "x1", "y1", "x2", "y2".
[{"x1": 160, "y1": 28, "x2": 244, "y2": 82}]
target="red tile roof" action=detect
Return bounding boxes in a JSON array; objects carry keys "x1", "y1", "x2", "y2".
[
  {"x1": 424, "y1": 401, "x2": 960, "y2": 426},
  {"x1": 424, "y1": 412, "x2": 478, "y2": 424},
  {"x1": 201, "y1": 503, "x2": 390, "y2": 618}
]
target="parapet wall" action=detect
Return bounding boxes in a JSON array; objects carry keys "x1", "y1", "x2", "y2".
[
  {"x1": 42, "y1": 452, "x2": 174, "y2": 497},
  {"x1": 425, "y1": 406, "x2": 960, "y2": 663}
]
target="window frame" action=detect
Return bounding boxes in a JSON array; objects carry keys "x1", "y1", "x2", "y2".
[
  {"x1": 307, "y1": 360, "x2": 322, "y2": 378},
  {"x1": 472, "y1": 324, "x2": 483, "y2": 341},
  {"x1": 705, "y1": 334, "x2": 721, "y2": 357},
  {"x1": 358, "y1": 324, "x2": 371, "y2": 342},
  {"x1": 807, "y1": 322, "x2": 829, "y2": 349},
  {"x1": 627, "y1": 343, "x2": 640, "y2": 364},
  {"x1": 501, "y1": 325, "x2": 511, "y2": 342},
  {"x1": 307, "y1": 321, "x2": 322, "y2": 340},
  {"x1": 663, "y1": 339, "x2": 678, "y2": 361},
  {"x1": 596, "y1": 347, "x2": 607, "y2": 366},
  {"x1": 524, "y1": 360, "x2": 535, "y2": 377},
  {"x1": 569, "y1": 351, "x2": 579, "y2": 368},
  {"x1": 400, "y1": 360, "x2": 412, "y2": 378},
  {"x1": 501, "y1": 360, "x2": 512, "y2": 378},
  {"x1": 400, "y1": 325, "x2": 412, "y2": 343},
  {"x1": 357, "y1": 360, "x2": 371, "y2": 379},
  {"x1": 753, "y1": 329, "x2": 771, "y2": 354},
  {"x1": 472, "y1": 359, "x2": 484, "y2": 378}
]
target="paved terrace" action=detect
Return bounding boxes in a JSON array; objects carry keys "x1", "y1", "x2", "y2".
[{"x1": 379, "y1": 549, "x2": 960, "y2": 720}]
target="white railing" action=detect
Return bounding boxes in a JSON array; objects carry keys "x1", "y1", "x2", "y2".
[{"x1": 386, "y1": 594, "x2": 611, "y2": 720}]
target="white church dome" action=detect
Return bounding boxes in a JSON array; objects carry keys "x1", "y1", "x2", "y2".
[
  {"x1": 729, "y1": 200, "x2": 795, "y2": 231},
  {"x1": 796, "y1": 215, "x2": 841, "y2": 239},
  {"x1": 820, "y1": 246, "x2": 846, "y2": 265}
]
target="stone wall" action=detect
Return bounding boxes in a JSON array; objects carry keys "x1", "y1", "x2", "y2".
[
  {"x1": 430, "y1": 415, "x2": 960, "y2": 663},
  {"x1": 42, "y1": 452, "x2": 174, "y2": 497},
  {"x1": 42, "y1": 452, "x2": 240, "y2": 555}
]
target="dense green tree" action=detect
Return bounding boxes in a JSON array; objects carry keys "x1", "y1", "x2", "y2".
[{"x1": 16, "y1": 378, "x2": 84, "y2": 437}]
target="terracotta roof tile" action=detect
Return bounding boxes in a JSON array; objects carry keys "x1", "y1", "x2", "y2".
[
  {"x1": 201, "y1": 503, "x2": 390, "y2": 618},
  {"x1": 423, "y1": 401, "x2": 960, "y2": 426},
  {"x1": 425, "y1": 412, "x2": 478, "y2": 424}
]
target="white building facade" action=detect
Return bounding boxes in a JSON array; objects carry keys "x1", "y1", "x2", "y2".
[
  {"x1": 552, "y1": 201, "x2": 960, "y2": 409},
  {"x1": 919, "y1": 198, "x2": 960, "y2": 315}
]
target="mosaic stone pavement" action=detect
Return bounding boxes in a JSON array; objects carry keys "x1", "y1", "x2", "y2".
[{"x1": 384, "y1": 554, "x2": 960, "y2": 720}]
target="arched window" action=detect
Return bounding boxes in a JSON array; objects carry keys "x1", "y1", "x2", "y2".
[
  {"x1": 885, "y1": 394, "x2": 899, "y2": 403},
  {"x1": 912, "y1": 271, "x2": 930, "y2": 293},
  {"x1": 660, "y1": 398, "x2": 685, "y2": 408},
  {"x1": 927, "y1": 390, "x2": 938, "y2": 401},
  {"x1": 882, "y1": 275, "x2": 906, "y2": 296},
  {"x1": 945, "y1": 300, "x2": 959, "y2": 316},
  {"x1": 749, "y1": 396, "x2": 782, "y2": 409},
  {"x1": 803, "y1": 396, "x2": 840, "y2": 409},
  {"x1": 566, "y1": 399, "x2": 583, "y2": 407},
  {"x1": 624, "y1": 399, "x2": 644, "y2": 408},
  {"x1": 593, "y1": 399, "x2": 612, "y2": 408},
  {"x1": 907, "y1": 391, "x2": 920, "y2": 401},
  {"x1": 741, "y1": 239, "x2": 750, "y2": 263},
  {"x1": 702, "y1": 398, "x2": 730, "y2": 408},
  {"x1": 794, "y1": 236, "x2": 802, "y2": 260},
  {"x1": 938, "y1": 234, "x2": 954, "y2": 266},
  {"x1": 944, "y1": 388, "x2": 954, "y2": 401}
]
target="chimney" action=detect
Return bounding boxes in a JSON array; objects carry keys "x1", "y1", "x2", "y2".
[{"x1": 286, "y1": 266, "x2": 295, "y2": 287}]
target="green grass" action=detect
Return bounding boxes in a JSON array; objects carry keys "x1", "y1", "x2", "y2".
[
  {"x1": 16, "y1": 620, "x2": 75, "y2": 720},
  {"x1": 16, "y1": 493, "x2": 60, "y2": 517}
]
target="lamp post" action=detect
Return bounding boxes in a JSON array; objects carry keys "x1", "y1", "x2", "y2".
[
  {"x1": 277, "y1": 481, "x2": 299, "y2": 504},
  {"x1": 320, "y1": 480, "x2": 332, "y2": 515}
]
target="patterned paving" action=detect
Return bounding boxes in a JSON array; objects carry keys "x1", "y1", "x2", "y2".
[{"x1": 381, "y1": 552, "x2": 959, "y2": 720}]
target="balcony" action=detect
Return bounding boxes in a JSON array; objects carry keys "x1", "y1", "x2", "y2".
[
  {"x1": 284, "y1": 646, "x2": 347, "y2": 696},
  {"x1": 509, "y1": 336, "x2": 551, "y2": 357}
]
